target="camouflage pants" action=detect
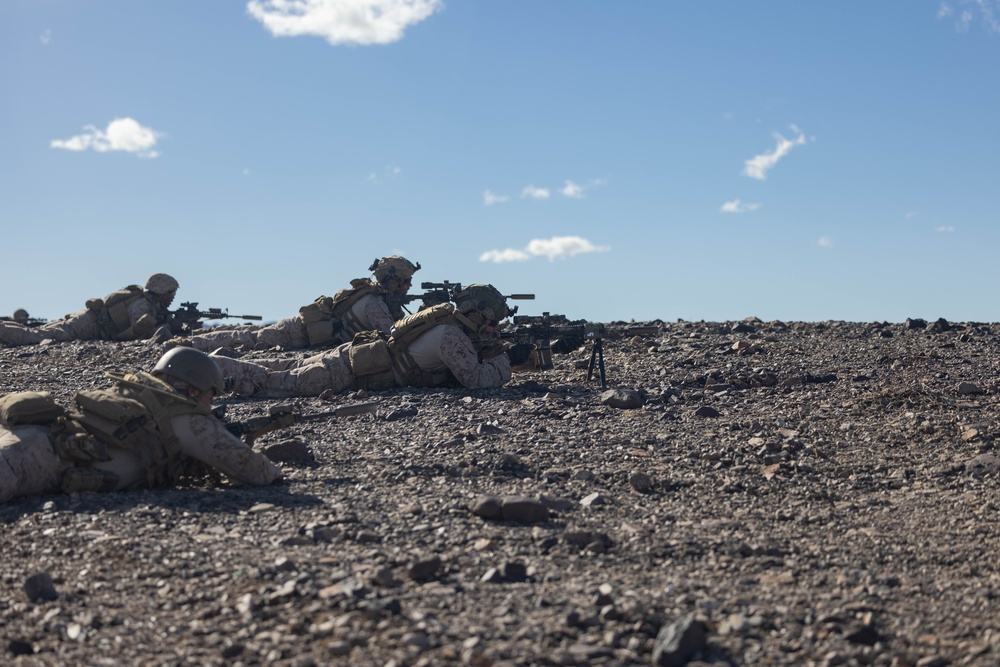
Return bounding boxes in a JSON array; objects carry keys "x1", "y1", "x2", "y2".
[
  {"x1": 211, "y1": 345, "x2": 354, "y2": 398},
  {"x1": 188, "y1": 317, "x2": 309, "y2": 352},
  {"x1": 0, "y1": 323, "x2": 44, "y2": 348}
]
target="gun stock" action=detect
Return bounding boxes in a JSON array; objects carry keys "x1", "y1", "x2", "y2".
[{"x1": 227, "y1": 401, "x2": 380, "y2": 444}]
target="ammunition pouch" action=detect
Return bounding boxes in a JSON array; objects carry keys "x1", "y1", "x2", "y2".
[
  {"x1": 299, "y1": 296, "x2": 344, "y2": 346},
  {"x1": 0, "y1": 391, "x2": 67, "y2": 427},
  {"x1": 348, "y1": 331, "x2": 395, "y2": 391}
]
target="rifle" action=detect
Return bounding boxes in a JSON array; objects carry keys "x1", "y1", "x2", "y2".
[
  {"x1": 169, "y1": 301, "x2": 263, "y2": 334},
  {"x1": 1, "y1": 316, "x2": 47, "y2": 327},
  {"x1": 225, "y1": 401, "x2": 380, "y2": 445},
  {"x1": 390, "y1": 281, "x2": 535, "y2": 314},
  {"x1": 500, "y1": 313, "x2": 660, "y2": 389}
]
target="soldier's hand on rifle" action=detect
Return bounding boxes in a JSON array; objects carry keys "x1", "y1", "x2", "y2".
[
  {"x1": 478, "y1": 339, "x2": 507, "y2": 361},
  {"x1": 506, "y1": 342, "x2": 534, "y2": 366},
  {"x1": 552, "y1": 334, "x2": 585, "y2": 354}
]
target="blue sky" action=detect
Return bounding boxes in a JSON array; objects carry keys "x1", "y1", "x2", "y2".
[{"x1": 2, "y1": 1, "x2": 999, "y2": 325}]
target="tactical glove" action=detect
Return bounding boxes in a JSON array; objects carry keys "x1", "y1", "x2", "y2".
[
  {"x1": 478, "y1": 340, "x2": 507, "y2": 361},
  {"x1": 506, "y1": 342, "x2": 534, "y2": 366},
  {"x1": 552, "y1": 335, "x2": 585, "y2": 354}
]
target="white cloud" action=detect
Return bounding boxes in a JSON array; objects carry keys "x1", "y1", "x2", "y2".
[
  {"x1": 40, "y1": 29, "x2": 51, "y2": 45},
  {"x1": 818, "y1": 236, "x2": 834, "y2": 247},
  {"x1": 521, "y1": 185, "x2": 550, "y2": 200},
  {"x1": 480, "y1": 235, "x2": 610, "y2": 263},
  {"x1": 936, "y1": 225, "x2": 956, "y2": 233},
  {"x1": 246, "y1": 0, "x2": 443, "y2": 46},
  {"x1": 483, "y1": 190, "x2": 509, "y2": 206},
  {"x1": 742, "y1": 126, "x2": 808, "y2": 180},
  {"x1": 938, "y1": 1, "x2": 1000, "y2": 33},
  {"x1": 720, "y1": 199, "x2": 761, "y2": 214},
  {"x1": 479, "y1": 248, "x2": 531, "y2": 263},
  {"x1": 561, "y1": 180, "x2": 584, "y2": 199},
  {"x1": 50, "y1": 117, "x2": 161, "y2": 158}
]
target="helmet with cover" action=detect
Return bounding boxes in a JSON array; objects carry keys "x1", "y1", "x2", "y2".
[
  {"x1": 145, "y1": 273, "x2": 180, "y2": 295},
  {"x1": 153, "y1": 347, "x2": 225, "y2": 395},
  {"x1": 12, "y1": 308, "x2": 29, "y2": 324},
  {"x1": 453, "y1": 284, "x2": 509, "y2": 324},
  {"x1": 369, "y1": 256, "x2": 420, "y2": 289}
]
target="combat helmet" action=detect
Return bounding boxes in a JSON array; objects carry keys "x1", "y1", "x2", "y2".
[
  {"x1": 369, "y1": 256, "x2": 420, "y2": 287},
  {"x1": 453, "y1": 284, "x2": 509, "y2": 323},
  {"x1": 152, "y1": 347, "x2": 225, "y2": 395},
  {"x1": 145, "y1": 273, "x2": 180, "y2": 295},
  {"x1": 12, "y1": 308, "x2": 29, "y2": 324}
]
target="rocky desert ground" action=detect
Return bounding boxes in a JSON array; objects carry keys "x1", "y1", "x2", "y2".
[{"x1": 2, "y1": 317, "x2": 1000, "y2": 667}]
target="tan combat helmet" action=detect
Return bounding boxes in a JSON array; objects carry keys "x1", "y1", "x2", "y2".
[
  {"x1": 152, "y1": 347, "x2": 225, "y2": 395},
  {"x1": 12, "y1": 309, "x2": 29, "y2": 324},
  {"x1": 145, "y1": 273, "x2": 180, "y2": 295},
  {"x1": 453, "y1": 284, "x2": 510, "y2": 323},
  {"x1": 369, "y1": 256, "x2": 420, "y2": 288}
]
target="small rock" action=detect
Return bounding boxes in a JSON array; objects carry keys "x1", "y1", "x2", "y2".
[
  {"x1": 24, "y1": 572, "x2": 58, "y2": 603},
  {"x1": 408, "y1": 556, "x2": 443, "y2": 581},
  {"x1": 383, "y1": 407, "x2": 419, "y2": 422},
  {"x1": 600, "y1": 388, "x2": 644, "y2": 409},
  {"x1": 261, "y1": 438, "x2": 313, "y2": 463},
  {"x1": 8, "y1": 640, "x2": 34, "y2": 656},
  {"x1": 693, "y1": 406, "x2": 720, "y2": 418},
  {"x1": 652, "y1": 615, "x2": 707, "y2": 667},
  {"x1": 580, "y1": 492, "x2": 608, "y2": 507},
  {"x1": 470, "y1": 495, "x2": 503, "y2": 520},
  {"x1": 958, "y1": 382, "x2": 985, "y2": 395},
  {"x1": 629, "y1": 471, "x2": 652, "y2": 493},
  {"x1": 498, "y1": 496, "x2": 550, "y2": 524}
]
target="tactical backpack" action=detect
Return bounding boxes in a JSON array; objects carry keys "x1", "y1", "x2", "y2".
[
  {"x1": 0, "y1": 391, "x2": 66, "y2": 427},
  {"x1": 85, "y1": 285, "x2": 148, "y2": 339},
  {"x1": 384, "y1": 303, "x2": 465, "y2": 388},
  {"x1": 298, "y1": 278, "x2": 388, "y2": 347},
  {"x1": 56, "y1": 372, "x2": 211, "y2": 491}
]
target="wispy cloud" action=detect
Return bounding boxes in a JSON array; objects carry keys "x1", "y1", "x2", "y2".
[
  {"x1": 480, "y1": 236, "x2": 610, "y2": 263},
  {"x1": 50, "y1": 117, "x2": 161, "y2": 158},
  {"x1": 521, "y1": 185, "x2": 551, "y2": 200},
  {"x1": 40, "y1": 29, "x2": 51, "y2": 45},
  {"x1": 246, "y1": 0, "x2": 443, "y2": 46},
  {"x1": 561, "y1": 180, "x2": 584, "y2": 199},
  {"x1": 936, "y1": 225, "x2": 956, "y2": 233},
  {"x1": 743, "y1": 126, "x2": 808, "y2": 180},
  {"x1": 720, "y1": 199, "x2": 762, "y2": 214},
  {"x1": 483, "y1": 190, "x2": 509, "y2": 206},
  {"x1": 366, "y1": 164, "x2": 401, "y2": 184},
  {"x1": 818, "y1": 236, "x2": 834, "y2": 248},
  {"x1": 938, "y1": 1, "x2": 1000, "y2": 33}
]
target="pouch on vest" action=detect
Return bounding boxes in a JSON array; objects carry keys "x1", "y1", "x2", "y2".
[
  {"x1": 299, "y1": 296, "x2": 334, "y2": 324},
  {"x1": 0, "y1": 391, "x2": 66, "y2": 427},
  {"x1": 306, "y1": 320, "x2": 341, "y2": 347},
  {"x1": 349, "y1": 330, "x2": 395, "y2": 390},
  {"x1": 102, "y1": 285, "x2": 144, "y2": 333},
  {"x1": 73, "y1": 389, "x2": 150, "y2": 443}
]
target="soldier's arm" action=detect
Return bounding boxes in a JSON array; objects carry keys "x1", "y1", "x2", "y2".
[
  {"x1": 438, "y1": 326, "x2": 512, "y2": 389},
  {"x1": 359, "y1": 294, "x2": 397, "y2": 336},
  {"x1": 169, "y1": 414, "x2": 282, "y2": 486}
]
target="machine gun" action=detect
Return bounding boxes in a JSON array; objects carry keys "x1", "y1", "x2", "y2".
[
  {"x1": 500, "y1": 313, "x2": 660, "y2": 389},
  {"x1": 169, "y1": 301, "x2": 263, "y2": 334},
  {"x1": 224, "y1": 401, "x2": 380, "y2": 445},
  {"x1": 390, "y1": 281, "x2": 534, "y2": 314}
]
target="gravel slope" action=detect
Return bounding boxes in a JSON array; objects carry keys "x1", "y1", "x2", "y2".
[{"x1": 1, "y1": 318, "x2": 999, "y2": 666}]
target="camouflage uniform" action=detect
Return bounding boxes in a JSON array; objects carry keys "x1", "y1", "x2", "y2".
[
  {"x1": 0, "y1": 351, "x2": 280, "y2": 503},
  {"x1": 213, "y1": 323, "x2": 512, "y2": 398},
  {"x1": 182, "y1": 256, "x2": 419, "y2": 353},
  {"x1": 0, "y1": 274, "x2": 180, "y2": 348},
  {"x1": 184, "y1": 292, "x2": 398, "y2": 352}
]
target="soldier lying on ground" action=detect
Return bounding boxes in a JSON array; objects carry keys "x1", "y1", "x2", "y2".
[
  {"x1": 0, "y1": 273, "x2": 181, "y2": 348},
  {"x1": 175, "y1": 256, "x2": 420, "y2": 353},
  {"x1": 0, "y1": 348, "x2": 281, "y2": 503},
  {"x1": 212, "y1": 284, "x2": 534, "y2": 398}
]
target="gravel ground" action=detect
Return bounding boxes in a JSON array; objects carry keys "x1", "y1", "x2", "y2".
[{"x1": 2, "y1": 317, "x2": 999, "y2": 667}]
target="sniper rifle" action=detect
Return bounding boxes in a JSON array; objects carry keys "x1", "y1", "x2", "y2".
[
  {"x1": 224, "y1": 401, "x2": 380, "y2": 445},
  {"x1": 170, "y1": 301, "x2": 263, "y2": 334},
  {"x1": 390, "y1": 281, "x2": 534, "y2": 314}
]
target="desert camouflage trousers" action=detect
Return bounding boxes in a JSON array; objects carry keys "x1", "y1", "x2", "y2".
[
  {"x1": 0, "y1": 425, "x2": 63, "y2": 503},
  {"x1": 211, "y1": 345, "x2": 355, "y2": 398},
  {"x1": 187, "y1": 317, "x2": 309, "y2": 353}
]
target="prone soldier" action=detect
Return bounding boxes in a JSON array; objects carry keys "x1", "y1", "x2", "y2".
[
  {"x1": 212, "y1": 284, "x2": 533, "y2": 398},
  {"x1": 0, "y1": 273, "x2": 181, "y2": 348},
  {"x1": 0, "y1": 348, "x2": 281, "y2": 503},
  {"x1": 177, "y1": 256, "x2": 420, "y2": 352}
]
